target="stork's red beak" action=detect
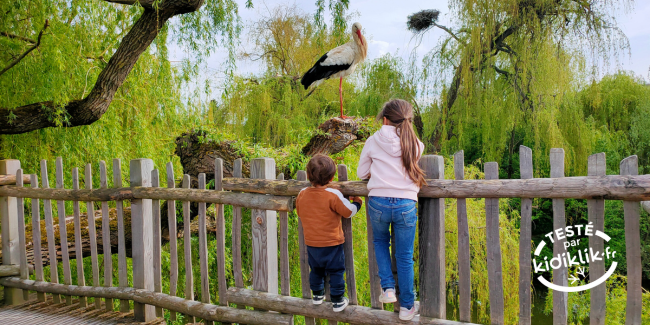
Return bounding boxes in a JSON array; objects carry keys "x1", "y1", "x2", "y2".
[{"x1": 356, "y1": 30, "x2": 363, "y2": 45}]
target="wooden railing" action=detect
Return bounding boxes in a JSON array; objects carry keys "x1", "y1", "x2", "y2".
[{"x1": 0, "y1": 145, "x2": 645, "y2": 325}]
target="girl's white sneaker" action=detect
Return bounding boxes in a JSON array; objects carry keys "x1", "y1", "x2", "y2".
[
  {"x1": 399, "y1": 302, "x2": 418, "y2": 321},
  {"x1": 378, "y1": 288, "x2": 397, "y2": 303}
]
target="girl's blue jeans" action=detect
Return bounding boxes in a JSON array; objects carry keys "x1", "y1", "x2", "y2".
[{"x1": 367, "y1": 196, "x2": 417, "y2": 309}]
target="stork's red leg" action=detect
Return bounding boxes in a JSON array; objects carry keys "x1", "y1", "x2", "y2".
[{"x1": 339, "y1": 76, "x2": 346, "y2": 119}]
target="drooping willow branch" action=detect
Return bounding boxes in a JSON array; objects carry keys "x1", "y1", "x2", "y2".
[{"x1": 0, "y1": 20, "x2": 49, "y2": 78}]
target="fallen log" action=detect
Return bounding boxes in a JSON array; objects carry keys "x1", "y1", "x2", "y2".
[
  {"x1": 227, "y1": 287, "x2": 472, "y2": 325},
  {"x1": 221, "y1": 175, "x2": 650, "y2": 200},
  {"x1": 0, "y1": 277, "x2": 293, "y2": 325}
]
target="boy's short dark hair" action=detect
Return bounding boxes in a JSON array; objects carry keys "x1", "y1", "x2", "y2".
[{"x1": 306, "y1": 154, "x2": 336, "y2": 186}]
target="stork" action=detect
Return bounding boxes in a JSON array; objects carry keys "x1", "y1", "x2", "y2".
[{"x1": 301, "y1": 22, "x2": 368, "y2": 119}]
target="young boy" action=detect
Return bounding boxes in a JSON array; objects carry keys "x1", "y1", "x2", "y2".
[{"x1": 296, "y1": 154, "x2": 363, "y2": 312}]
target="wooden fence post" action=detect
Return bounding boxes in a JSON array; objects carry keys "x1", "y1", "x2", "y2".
[
  {"x1": 215, "y1": 158, "x2": 228, "y2": 311},
  {"x1": 338, "y1": 164, "x2": 357, "y2": 306},
  {"x1": 454, "y1": 150, "x2": 471, "y2": 322},
  {"x1": 71, "y1": 169, "x2": 86, "y2": 306},
  {"x1": 250, "y1": 158, "x2": 278, "y2": 294},
  {"x1": 43, "y1": 160, "x2": 61, "y2": 304},
  {"x1": 130, "y1": 158, "x2": 156, "y2": 321},
  {"x1": 99, "y1": 160, "x2": 113, "y2": 309},
  {"x1": 588, "y1": 153, "x2": 606, "y2": 325},
  {"x1": 232, "y1": 158, "x2": 246, "y2": 312},
  {"x1": 152, "y1": 169, "x2": 163, "y2": 318},
  {"x1": 113, "y1": 159, "x2": 129, "y2": 312},
  {"x1": 519, "y1": 146, "x2": 533, "y2": 325},
  {"x1": 485, "y1": 162, "x2": 504, "y2": 325},
  {"x1": 166, "y1": 162, "x2": 179, "y2": 321},
  {"x1": 418, "y1": 155, "x2": 445, "y2": 318},
  {"x1": 182, "y1": 174, "x2": 195, "y2": 324},
  {"x1": 296, "y1": 170, "x2": 316, "y2": 325},
  {"x1": 277, "y1": 173, "x2": 291, "y2": 297},
  {"x1": 56, "y1": 157, "x2": 73, "y2": 305},
  {"x1": 0, "y1": 159, "x2": 24, "y2": 305},
  {"x1": 550, "y1": 148, "x2": 568, "y2": 325},
  {"x1": 620, "y1": 155, "x2": 642, "y2": 325},
  {"x1": 16, "y1": 169, "x2": 29, "y2": 301}
]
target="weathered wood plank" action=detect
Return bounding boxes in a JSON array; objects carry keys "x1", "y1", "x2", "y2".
[
  {"x1": 0, "y1": 187, "x2": 294, "y2": 211},
  {"x1": 620, "y1": 156, "x2": 642, "y2": 325},
  {"x1": 227, "y1": 287, "x2": 478, "y2": 325},
  {"x1": 0, "y1": 277, "x2": 295, "y2": 325},
  {"x1": 42, "y1": 160, "x2": 61, "y2": 304},
  {"x1": 181, "y1": 174, "x2": 195, "y2": 324},
  {"x1": 338, "y1": 164, "x2": 358, "y2": 309},
  {"x1": 0, "y1": 160, "x2": 22, "y2": 306},
  {"x1": 277, "y1": 173, "x2": 291, "y2": 297},
  {"x1": 550, "y1": 149, "x2": 568, "y2": 325},
  {"x1": 296, "y1": 170, "x2": 316, "y2": 325},
  {"x1": 55, "y1": 158, "x2": 73, "y2": 305},
  {"x1": 112, "y1": 159, "x2": 129, "y2": 312},
  {"x1": 166, "y1": 162, "x2": 179, "y2": 321},
  {"x1": 365, "y1": 197, "x2": 382, "y2": 310},
  {"x1": 99, "y1": 160, "x2": 113, "y2": 310},
  {"x1": 519, "y1": 146, "x2": 533, "y2": 325},
  {"x1": 251, "y1": 158, "x2": 278, "y2": 295},
  {"x1": 71, "y1": 169, "x2": 86, "y2": 306},
  {"x1": 221, "y1": 175, "x2": 650, "y2": 200},
  {"x1": 232, "y1": 158, "x2": 246, "y2": 312},
  {"x1": 215, "y1": 159, "x2": 228, "y2": 311},
  {"x1": 151, "y1": 169, "x2": 163, "y2": 318},
  {"x1": 130, "y1": 158, "x2": 156, "y2": 321},
  {"x1": 84, "y1": 163, "x2": 101, "y2": 309},
  {"x1": 15, "y1": 169, "x2": 29, "y2": 301},
  {"x1": 454, "y1": 151, "x2": 470, "y2": 322},
  {"x1": 0, "y1": 174, "x2": 31, "y2": 186},
  {"x1": 588, "y1": 153, "x2": 606, "y2": 325},
  {"x1": 198, "y1": 172, "x2": 213, "y2": 325},
  {"x1": 419, "y1": 155, "x2": 445, "y2": 318},
  {"x1": 485, "y1": 162, "x2": 504, "y2": 325},
  {"x1": 0, "y1": 264, "x2": 19, "y2": 277}
]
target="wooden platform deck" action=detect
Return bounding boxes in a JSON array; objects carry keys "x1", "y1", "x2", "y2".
[{"x1": 0, "y1": 296, "x2": 166, "y2": 325}]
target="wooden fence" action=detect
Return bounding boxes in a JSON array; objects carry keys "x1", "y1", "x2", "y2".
[{"x1": 0, "y1": 146, "x2": 646, "y2": 325}]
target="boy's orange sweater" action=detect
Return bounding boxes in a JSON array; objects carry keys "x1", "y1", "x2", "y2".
[{"x1": 296, "y1": 187, "x2": 360, "y2": 247}]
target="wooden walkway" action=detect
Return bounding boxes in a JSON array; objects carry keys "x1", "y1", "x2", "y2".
[{"x1": 0, "y1": 296, "x2": 166, "y2": 325}]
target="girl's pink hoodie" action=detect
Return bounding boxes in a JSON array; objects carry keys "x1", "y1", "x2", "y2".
[{"x1": 357, "y1": 125, "x2": 424, "y2": 201}]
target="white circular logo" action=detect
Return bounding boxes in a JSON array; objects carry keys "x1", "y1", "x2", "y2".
[{"x1": 533, "y1": 222, "x2": 617, "y2": 292}]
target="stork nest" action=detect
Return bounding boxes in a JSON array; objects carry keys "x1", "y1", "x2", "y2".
[{"x1": 407, "y1": 9, "x2": 440, "y2": 34}]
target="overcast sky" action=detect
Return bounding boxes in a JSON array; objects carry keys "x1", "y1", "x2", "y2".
[{"x1": 170, "y1": 0, "x2": 650, "y2": 94}]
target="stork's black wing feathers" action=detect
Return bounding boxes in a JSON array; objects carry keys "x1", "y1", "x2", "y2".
[{"x1": 300, "y1": 52, "x2": 352, "y2": 89}]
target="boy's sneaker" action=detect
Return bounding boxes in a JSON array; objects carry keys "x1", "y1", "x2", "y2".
[
  {"x1": 378, "y1": 288, "x2": 397, "y2": 303},
  {"x1": 332, "y1": 296, "x2": 349, "y2": 312},
  {"x1": 312, "y1": 291, "x2": 325, "y2": 305},
  {"x1": 399, "y1": 301, "x2": 419, "y2": 321}
]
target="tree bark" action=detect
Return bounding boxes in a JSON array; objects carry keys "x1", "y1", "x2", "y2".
[
  {"x1": 0, "y1": 0, "x2": 204, "y2": 134},
  {"x1": 301, "y1": 117, "x2": 371, "y2": 156}
]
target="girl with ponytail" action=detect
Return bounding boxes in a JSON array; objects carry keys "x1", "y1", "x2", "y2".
[{"x1": 357, "y1": 99, "x2": 425, "y2": 320}]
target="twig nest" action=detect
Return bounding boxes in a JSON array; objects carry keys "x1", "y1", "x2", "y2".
[{"x1": 407, "y1": 9, "x2": 440, "y2": 33}]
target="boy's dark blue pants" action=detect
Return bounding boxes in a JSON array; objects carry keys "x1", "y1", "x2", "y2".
[{"x1": 307, "y1": 244, "x2": 345, "y2": 298}]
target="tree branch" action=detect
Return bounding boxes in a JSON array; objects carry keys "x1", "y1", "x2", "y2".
[
  {"x1": 0, "y1": 20, "x2": 49, "y2": 77},
  {"x1": 0, "y1": 32, "x2": 36, "y2": 44},
  {"x1": 0, "y1": 0, "x2": 205, "y2": 135},
  {"x1": 433, "y1": 23, "x2": 466, "y2": 46}
]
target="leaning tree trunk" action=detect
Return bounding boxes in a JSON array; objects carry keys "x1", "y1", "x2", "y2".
[
  {"x1": 301, "y1": 117, "x2": 371, "y2": 156},
  {"x1": 0, "y1": 0, "x2": 204, "y2": 134}
]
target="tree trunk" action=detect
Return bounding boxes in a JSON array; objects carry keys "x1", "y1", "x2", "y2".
[
  {"x1": 301, "y1": 117, "x2": 371, "y2": 156},
  {"x1": 0, "y1": 0, "x2": 204, "y2": 134}
]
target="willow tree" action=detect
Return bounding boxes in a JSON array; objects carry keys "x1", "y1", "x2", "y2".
[{"x1": 410, "y1": 0, "x2": 631, "y2": 176}]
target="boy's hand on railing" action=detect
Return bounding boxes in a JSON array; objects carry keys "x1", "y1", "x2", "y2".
[{"x1": 350, "y1": 196, "x2": 363, "y2": 206}]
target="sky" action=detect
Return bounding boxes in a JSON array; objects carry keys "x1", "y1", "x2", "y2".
[{"x1": 169, "y1": 0, "x2": 650, "y2": 95}]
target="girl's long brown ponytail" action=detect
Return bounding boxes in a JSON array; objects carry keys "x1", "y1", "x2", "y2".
[{"x1": 377, "y1": 99, "x2": 427, "y2": 187}]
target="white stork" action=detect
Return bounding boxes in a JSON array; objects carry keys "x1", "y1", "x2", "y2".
[{"x1": 301, "y1": 22, "x2": 368, "y2": 119}]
